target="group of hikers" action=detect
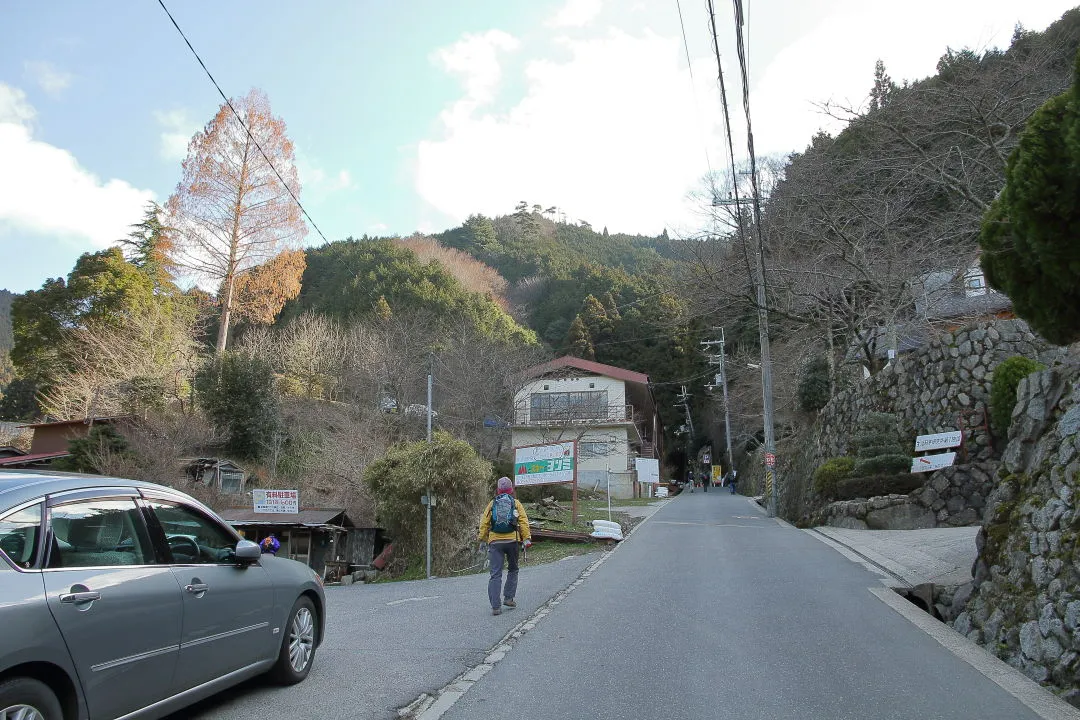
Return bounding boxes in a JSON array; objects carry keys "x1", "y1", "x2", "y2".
[{"x1": 683, "y1": 468, "x2": 737, "y2": 494}]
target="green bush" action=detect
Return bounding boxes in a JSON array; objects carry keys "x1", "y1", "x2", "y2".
[
  {"x1": 363, "y1": 431, "x2": 491, "y2": 574},
  {"x1": 798, "y1": 357, "x2": 831, "y2": 412},
  {"x1": 852, "y1": 413, "x2": 906, "y2": 459},
  {"x1": 196, "y1": 352, "x2": 280, "y2": 461},
  {"x1": 853, "y1": 454, "x2": 912, "y2": 477},
  {"x1": 835, "y1": 473, "x2": 924, "y2": 500},
  {"x1": 812, "y1": 456, "x2": 855, "y2": 498},
  {"x1": 54, "y1": 425, "x2": 131, "y2": 474},
  {"x1": 990, "y1": 355, "x2": 1046, "y2": 437}
]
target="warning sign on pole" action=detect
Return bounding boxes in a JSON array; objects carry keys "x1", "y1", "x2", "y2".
[{"x1": 764, "y1": 452, "x2": 776, "y2": 467}]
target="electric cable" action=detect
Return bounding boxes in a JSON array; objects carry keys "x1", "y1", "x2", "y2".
[{"x1": 156, "y1": 0, "x2": 329, "y2": 245}]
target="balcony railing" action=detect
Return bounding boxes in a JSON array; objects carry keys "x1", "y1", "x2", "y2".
[{"x1": 514, "y1": 403, "x2": 634, "y2": 427}]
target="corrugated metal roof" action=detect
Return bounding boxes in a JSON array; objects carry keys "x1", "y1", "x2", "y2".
[
  {"x1": 219, "y1": 508, "x2": 350, "y2": 527},
  {"x1": 0, "y1": 451, "x2": 70, "y2": 466}
]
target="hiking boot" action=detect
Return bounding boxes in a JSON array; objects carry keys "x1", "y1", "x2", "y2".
[
  {"x1": 503, "y1": 598, "x2": 516, "y2": 608},
  {"x1": 492, "y1": 607, "x2": 502, "y2": 615}
]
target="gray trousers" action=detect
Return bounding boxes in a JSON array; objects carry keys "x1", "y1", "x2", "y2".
[{"x1": 488, "y1": 541, "x2": 519, "y2": 609}]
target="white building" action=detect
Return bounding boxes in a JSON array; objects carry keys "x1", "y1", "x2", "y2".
[{"x1": 511, "y1": 357, "x2": 663, "y2": 499}]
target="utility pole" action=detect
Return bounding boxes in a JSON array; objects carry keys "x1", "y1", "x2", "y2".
[
  {"x1": 707, "y1": 0, "x2": 780, "y2": 517},
  {"x1": 675, "y1": 386, "x2": 694, "y2": 476},
  {"x1": 424, "y1": 359, "x2": 434, "y2": 579},
  {"x1": 702, "y1": 328, "x2": 734, "y2": 480}
]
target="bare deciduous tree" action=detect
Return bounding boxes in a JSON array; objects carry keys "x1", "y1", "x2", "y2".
[{"x1": 168, "y1": 88, "x2": 307, "y2": 353}]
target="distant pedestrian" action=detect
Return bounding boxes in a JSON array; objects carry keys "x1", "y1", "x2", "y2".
[
  {"x1": 701, "y1": 472, "x2": 710, "y2": 492},
  {"x1": 728, "y1": 470, "x2": 738, "y2": 495},
  {"x1": 478, "y1": 476, "x2": 532, "y2": 615}
]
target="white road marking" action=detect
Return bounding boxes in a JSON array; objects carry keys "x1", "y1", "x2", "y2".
[
  {"x1": 870, "y1": 586, "x2": 1080, "y2": 720},
  {"x1": 387, "y1": 596, "x2": 442, "y2": 607}
]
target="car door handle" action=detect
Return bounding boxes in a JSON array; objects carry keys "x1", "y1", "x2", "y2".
[
  {"x1": 184, "y1": 583, "x2": 209, "y2": 594},
  {"x1": 60, "y1": 591, "x2": 101, "y2": 604}
]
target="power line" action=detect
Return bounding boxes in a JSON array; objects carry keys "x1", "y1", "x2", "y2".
[
  {"x1": 156, "y1": 0, "x2": 329, "y2": 245},
  {"x1": 675, "y1": 0, "x2": 713, "y2": 176}
]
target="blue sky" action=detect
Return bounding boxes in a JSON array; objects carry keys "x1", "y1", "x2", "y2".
[{"x1": 1, "y1": 0, "x2": 1076, "y2": 293}]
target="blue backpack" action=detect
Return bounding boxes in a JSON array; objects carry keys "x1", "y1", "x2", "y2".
[{"x1": 491, "y1": 493, "x2": 517, "y2": 534}]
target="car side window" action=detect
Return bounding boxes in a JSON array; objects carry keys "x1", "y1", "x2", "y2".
[
  {"x1": 0, "y1": 503, "x2": 43, "y2": 569},
  {"x1": 147, "y1": 501, "x2": 238, "y2": 565},
  {"x1": 47, "y1": 499, "x2": 155, "y2": 569}
]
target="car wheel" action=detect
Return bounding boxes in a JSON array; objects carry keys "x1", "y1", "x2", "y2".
[
  {"x1": 0, "y1": 677, "x2": 63, "y2": 720},
  {"x1": 270, "y1": 596, "x2": 318, "y2": 685}
]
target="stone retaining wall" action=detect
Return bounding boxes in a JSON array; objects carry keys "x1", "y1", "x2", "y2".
[
  {"x1": 820, "y1": 462, "x2": 997, "y2": 529},
  {"x1": 953, "y1": 365, "x2": 1080, "y2": 704}
]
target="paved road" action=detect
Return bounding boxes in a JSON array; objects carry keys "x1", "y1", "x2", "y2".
[
  {"x1": 169, "y1": 550, "x2": 599, "y2": 720},
  {"x1": 442, "y1": 492, "x2": 1053, "y2": 720}
]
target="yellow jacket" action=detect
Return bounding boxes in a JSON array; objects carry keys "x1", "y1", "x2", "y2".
[{"x1": 478, "y1": 496, "x2": 531, "y2": 543}]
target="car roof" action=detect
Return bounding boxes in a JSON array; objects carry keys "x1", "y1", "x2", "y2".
[{"x1": 0, "y1": 469, "x2": 185, "y2": 511}]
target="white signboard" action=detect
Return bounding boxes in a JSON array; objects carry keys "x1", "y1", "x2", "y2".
[
  {"x1": 911, "y1": 453, "x2": 957, "y2": 474},
  {"x1": 915, "y1": 431, "x2": 963, "y2": 452},
  {"x1": 513, "y1": 442, "x2": 576, "y2": 487},
  {"x1": 253, "y1": 489, "x2": 299, "y2": 514},
  {"x1": 635, "y1": 458, "x2": 660, "y2": 484}
]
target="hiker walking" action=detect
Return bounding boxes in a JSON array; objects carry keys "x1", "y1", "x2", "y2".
[{"x1": 478, "y1": 476, "x2": 532, "y2": 615}]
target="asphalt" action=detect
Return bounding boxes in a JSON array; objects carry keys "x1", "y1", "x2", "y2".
[
  {"x1": 441, "y1": 492, "x2": 1055, "y2": 720},
  {"x1": 168, "y1": 549, "x2": 601, "y2": 720}
]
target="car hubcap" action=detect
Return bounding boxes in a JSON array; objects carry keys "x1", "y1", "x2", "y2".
[
  {"x1": 0, "y1": 705, "x2": 46, "y2": 720},
  {"x1": 288, "y1": 607, "x2": 315, "y2": 673}
]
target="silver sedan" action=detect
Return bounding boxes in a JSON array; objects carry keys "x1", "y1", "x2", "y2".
[{"x1": 0, "y1": 470, "x2": 325, "y2": 720}]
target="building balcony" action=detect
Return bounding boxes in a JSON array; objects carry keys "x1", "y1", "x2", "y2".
[{"x1": 512, "y1": 403, "x2": 634, "y2": 427}]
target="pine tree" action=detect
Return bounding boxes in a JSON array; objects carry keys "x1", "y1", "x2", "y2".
[
  {"x1": 979, "y1": 50, "x2": 1080, "y2": 345},
  {"x1": 869, "y1": 60, "x2": 896, "y2": 110},
  {"x1": 566, "y1": 315, "x2": 594, "y2": 359},
  {"x1": 374, "y1": 295, "x2": 393, "y2": 323}
]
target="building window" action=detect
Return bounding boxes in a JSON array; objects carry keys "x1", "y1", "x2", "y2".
[
  {"x1": 579, "y1": 441, "x2": 614, "y2": 458},
  {"x1": 963, "y1": 268, "x2": 988, "y2": 297},
  {"x1": 530, "y1": 391, "x2": 609, "y2": 421}
]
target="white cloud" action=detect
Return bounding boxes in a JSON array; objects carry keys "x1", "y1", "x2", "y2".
[
  {"x1": 0, "y1": 85, "x2": 35, "y2": 125},
  {"x1": 23, "y1": 61, "x2": 73, "y2": 97},
  {"x1": 433, "y1": 30, "x2": 520, "y2": 105},
  {"x1": 296, "y1": 151, "x2": 356, "y2": 199},
  {"x1": 417, "y1": 0, "x2": 1076, "y2": 236},
  {"x1": 549, "y1": 0, "x2": 603, "y2": 28},
  {"x1": 748, "y1": 0, "x2": 1078, "y2": 156},
  {"x1": 153, "y1": 109, "x2": 199, "y2": 162},
  {"x1": 0, "y1": 83, "x2": 154, "y2": 249},
  {"x1": 418, "y1": 30, "x2": 722, "y2": 235}
]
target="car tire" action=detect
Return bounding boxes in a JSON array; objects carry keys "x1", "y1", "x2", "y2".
[
  {"x1": 0, "y1": 677, "x2": 63, "y2": 720},
  {"x1": 270, "y1": 596, "x2": 318, "y2": 685}
]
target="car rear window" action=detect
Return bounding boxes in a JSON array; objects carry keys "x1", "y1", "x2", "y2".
[{"x1": 0, "y1": 503, "x2": 43, "y2": 569}]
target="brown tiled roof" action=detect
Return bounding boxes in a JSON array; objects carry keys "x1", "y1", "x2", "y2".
[{"x1": 523, "y1": 356, "x2": 650, "y2": 386}]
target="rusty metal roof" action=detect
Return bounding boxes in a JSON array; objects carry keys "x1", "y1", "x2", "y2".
[{"x1": 218, "y1": 508, "x2": 352, "y2": 527}]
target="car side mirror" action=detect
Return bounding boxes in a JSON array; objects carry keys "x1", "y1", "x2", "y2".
[{"x1": 234, "y1": 539, "x2": 261, "y2": 564}]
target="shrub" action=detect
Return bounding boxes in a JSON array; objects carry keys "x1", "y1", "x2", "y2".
[
  {"x1": 54, "y1": 424, "x2": 131, "y2": 474},
  {"x1": 363, "y1": 431, "x2": 490, "y2": 574},
  {"x1": 852, "y1": 412, "x2": 906, "y2": 459},
  {"x1": 853, "y1": 454, "x2": 912, "y2": 476},
  {"x1": 798, "y1": 357, "x2": 831, "y2": 412},
  {"x1": 989, "y1": 355, "x2": 1045, "y2": 437},
  {"x1": 835, "y1": 473, "x2": 924, "y2": 501},
  {"x1": 195, "y1": 352, "x2": 280, "y2": 461},
  {"x1": 812, "y1": 456, "x2": 855, "y2": 498}
]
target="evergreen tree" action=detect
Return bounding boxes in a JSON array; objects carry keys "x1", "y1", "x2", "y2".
[
  {"x1": 566, "y1": 315, "x2": 594, "y2": 359},
  {"x1": 118, "y1": 202, "x2": 177, "y2": 292},
  {"x1": 579, "y1": 294, "x2": 613, "y2": 345},
  {"x1": 869, "y1": 59, "x2": 896, "y2": 110},
  {"x1": 980, "y1": 50, "x2": 1080, "y2": 345}
]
